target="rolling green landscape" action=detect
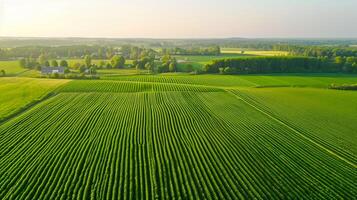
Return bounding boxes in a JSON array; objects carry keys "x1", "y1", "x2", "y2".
[
  {"x1": 1, "y1": 35, "x2": 357, "y2": 199},
  {"x1": 2, "y1": 0, "x2": 357, "y2": 198},
  {"x1": 1, "y1": 67, "x2": 357, "y2": 198}
]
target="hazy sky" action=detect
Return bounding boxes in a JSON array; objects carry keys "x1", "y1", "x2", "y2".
[{"x1": 0, "y1": 0, "x2": 356, "y2": 38}]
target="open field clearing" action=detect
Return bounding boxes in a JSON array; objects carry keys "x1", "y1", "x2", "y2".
[
  {"x1": 221, "y1": 48, "x2": 289, "y2": 56},
  {"x1": 0, "y1": 89, "x2": 356, "y2": 199},
  {"x1": 174, "y1": 54, "x2": 254, "y2": 70},
  {"x1": 0, "y1": 61, "x2": 28, "y2": 76},
  {"x1": 0, "y1": 77, "x2": 69, "y2": 121},
  {"x1": 236, "y1": 87, "x2": 357, "y2": 163},
  {"x1": 174, "y1": 53, "x2": 253, "y2": 64}
]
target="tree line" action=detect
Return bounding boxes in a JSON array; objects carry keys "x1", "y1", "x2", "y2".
[
  {"x1": 273, "y1": 45, "x2": 357, "y2": 58},
  {"x1": 203, "y1": 56, "x2": 357, "y2": 74},
  {"x1": 0, "y1": 45, "x2": 118, "y2": 60},
  {"x1": 1, "y1": 45, "x2": 222, "y2": 60},
  {"x1": 161, "y1": 46, "x2": 221, "y2": 56}
]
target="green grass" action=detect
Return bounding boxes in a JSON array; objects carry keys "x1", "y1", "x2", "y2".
[
  {"x1": 0, "y1": 77, "x2": 69, "y2": 121},
  {"x1": 174, "y1": 53, "x2": 254, "y2": 71},
  {"x1": 0, "y1": 74, "x2": 356, "y2": 199},
  {"x1": 0, "y1": 61, "x2": 28, "y2": 76},
  {"x1": 221, "y1": 48, "x2": 289, "y2": 56}
]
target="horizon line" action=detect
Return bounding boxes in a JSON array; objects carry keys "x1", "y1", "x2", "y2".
[{"x1": 1, "y1": 36, "x2": 357, "y2": 40}]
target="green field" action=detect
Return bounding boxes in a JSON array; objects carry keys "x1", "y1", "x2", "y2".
[
  {"x1": 174, "y1": 53, "x2": 254, "y2": 71},
  {"x1": 0, "y1": 74, "x2": 356, "y2": 199},
  {"x1": 0, "y1": 78, "x2": 69, "y2": 121},
  {"x1": 221, "y1": 48, "x2": 289, "y2": 56},
  {"x1": 0, "y1": 61, "x2": 28, "y2": 76},
  {"x1": 102, "y1": 73, "x2": 357, "y2": 88},
  {"x1": 237, "y1": 87, "x2": 357, "y2": 162}
]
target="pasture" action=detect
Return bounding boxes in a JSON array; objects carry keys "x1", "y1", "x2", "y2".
[
  {"x1": 0, "y1": 60, "x2": 28, "y2": 76},
  {"x1": 221, "y1": 48, "x2": 289, "y2": 56},
  {"x1": 0, "y1": 73, "x2": 356, "y2": 199}
]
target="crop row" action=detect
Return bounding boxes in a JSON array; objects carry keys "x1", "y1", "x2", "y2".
[
  {"x1": 58, "y1": 80, "x2": 222, "y2": 93},
  {"x1": 0, "y1": 92, "x2": 355, "y2": 199},
  {"x1": 230, "y1": 88, "x2": 357, "y2": 164},
  {"x1": 101, "y1": 74, "x2": 357, "y2": 88}
]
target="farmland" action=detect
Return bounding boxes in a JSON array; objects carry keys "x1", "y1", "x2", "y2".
[
  {"x1": 0, "y1": 77, "x2": 69, "y2": 121},
  {"x1": 221, "y1": 48, "x2": 289, "y2": 56},
  {"x1": 102, "y1": 73, "x2": 357, "y2": 88},
  {"x1": 0, "y1": 61, "x2": 28, "y2": 76},
  {"x1": 1, "y1": 1, "x2": 357, "y2": 198},
  {"x1": 0, "y1": 73, "x2": 356, "y2": 199}
]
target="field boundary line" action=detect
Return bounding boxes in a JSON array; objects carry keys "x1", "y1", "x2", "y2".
[
  {"x1": 0, "y1": 92, "x2": 57, "y2": 126},
  {"x1": 226, "y1": 90, "x2": 357, "y2": 168}
]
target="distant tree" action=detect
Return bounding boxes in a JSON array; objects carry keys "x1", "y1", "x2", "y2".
[
  {"x1": 0, "y1": 70, "x2": 5, "y2": 76},
  {"x1": 224, "y1": 67, "x2": 233, "y2": 74},
  {"x1": 89, "y1": 67, "x2": 97, "y2": 75},
  {"x1": 161, "y1": 54, "x2": 171, "y2": 64},
  {"x1": 186, "y1": 64, "x2": 194, "y2": 72},
  {"x1": 168, "y1": 58, "x2": 177, "y2": 72},
  {"x1": 132, "y1": 60, "x2": 138, "y2": 68},
  {"x1": 352, "y1": 63, "x2": 357, "y2": 73},
  {"x1": 346, "y1": 57, "x2": 354, "y2": 64},
  {"x1": 99, "y1": 60, "x2": 106, "y2": 68},
  {"x1": 169, "y1": 62, "x2": 176, "y2": 72},
  {"x1": 335, "y1": 56, "x2": 345, "y2": 66},
  {"x1": 219, "y1": 67, "x2": 224, "y2": 74},
  {"x1": 60, "y1": 60, "x2": 68, "y2": 67},
  {"x1": 106, "y1": 63, "x2": 112, "y2": 69},
  {"x1": 25, "y1": 57, "x2": 37, "y2": 69},
  {"x1": 111, "y1": 55, "x2": 126, "y2": 68},
  {"x1": 84, "y1": 55, "x2": 92, "y2": 67},
  {"x1": 44, "y1": 61, "x2": 50, "y2": 67},
  {"x1": 51, "y1": 60, "x2": 59, "y2": 67},
  {"x1": 19, "y1": 59, "x2": 27, "y2": 68},
  {"x1": 145, "y1": 62, "x2": 152, "y2": 73},
  {"x1": 38, "y1": 54, "x2": 47, "y2": 66},
  {"x1": 79, "y1": 65, "x2": 87, "y2": 73}
]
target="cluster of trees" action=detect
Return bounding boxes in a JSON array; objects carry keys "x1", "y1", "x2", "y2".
[
  {"x1": 19, "y1": 55, "x2": 69, "y2": 72},
  {"x1": 158, "y1": 55, "x2": 178, "y2": 73},
  {"x1": 0, "y1": 45, "x2": 119, "y2": 60},
  {"x1": 334, "y1": 56, "x2": 357, "y2": 72},
  {"x1": 132, "y1": 57, "x2": 155, "y2": 71},
  {"x1": 203, "y1": 56, "x2": 353, "y2": 74},
  {"x1": 274, "y1": 45, "x2": 357, "y2": 58},
  {"x1": 161, "y1": 46, "x2": 221, "y2": 56},
  {"x1": 121, "y1": 45, "x2": 157, "y2": 60}
]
